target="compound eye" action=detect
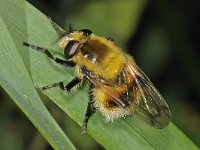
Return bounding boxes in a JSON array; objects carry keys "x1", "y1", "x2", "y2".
[
  {"x1": 64, "y1": 40, "x2": 80, "y2": 59},
  {"x1": 80, "y1": 29, "x2": 92, "y2": 36}
]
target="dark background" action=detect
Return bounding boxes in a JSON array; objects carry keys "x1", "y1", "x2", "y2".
[{"x1": 0, "y1": 0, "x2": 199, "y2": 149}]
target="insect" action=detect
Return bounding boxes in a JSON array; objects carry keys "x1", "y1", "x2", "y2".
[{"x1": 23, "y1": 18, "x2": 171, "y2": 133}]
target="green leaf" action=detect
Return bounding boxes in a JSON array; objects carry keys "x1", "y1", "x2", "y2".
[
  {"x1": 0, "y1": 0, "x2": 198, "y2": 149},
  {"x1": 0, "y1": 1, "x2": 75, "y2": 150}
]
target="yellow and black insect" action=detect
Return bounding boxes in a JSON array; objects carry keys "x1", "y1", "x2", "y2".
[{"x1": 23, "y1": 18, "x2": 171, "y2": 133}]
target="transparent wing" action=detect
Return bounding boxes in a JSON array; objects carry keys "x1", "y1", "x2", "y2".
[
  {"x1": 126, "y1": 64, "x2": 171, "y2": 128},
  {"x1": 85, "y1": 61, "x2": 171, "y2": 128}
]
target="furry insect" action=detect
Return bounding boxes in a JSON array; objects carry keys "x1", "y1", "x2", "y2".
[{"x1": 23, "y1": 18, "x2": 171, "y2": 133}]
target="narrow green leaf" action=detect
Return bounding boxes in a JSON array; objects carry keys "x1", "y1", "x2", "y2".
[
  {"x1": 1, "y1": 0, "x2": 198, "y2": 149},
  {"x1": 0, "y1": 0, "x2": 75, "y2": 149}
]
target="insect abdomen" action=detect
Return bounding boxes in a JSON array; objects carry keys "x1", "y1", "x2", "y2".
[{"x1": 92, "y1": 87, "x2": 130, "y2": 121}]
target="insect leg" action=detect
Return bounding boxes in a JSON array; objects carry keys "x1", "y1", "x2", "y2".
[
  {"x1": 23, "y1": 42, "x2": 75, "y2": 67},
  {"x1": 39, "y1": 81, "x2": 64, "y2": 91},
  {"x1": 40, "y1": 77, "x2": 82, "y2": 91},
  {"x1": 82, "y1": 101, "x2": 96, "y2": 134},
  {"x1": 64, "y1": 77, "x2": 82, "y2": 92},
  {"x1": 82, "y1": 85, "x2": 96, "y2": 134}
]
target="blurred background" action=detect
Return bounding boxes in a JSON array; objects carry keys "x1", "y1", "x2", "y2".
[{"x1": 0, "y1": 0, "x2": 200, "y2": 149}]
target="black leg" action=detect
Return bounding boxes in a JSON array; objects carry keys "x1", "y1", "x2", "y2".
[
  {"x1": 82, "y1": 84, "x2": 96, "y2": 134},
  {"x1": 65, "y1": 77, "x2": 82, "y2": 92},
  {"x1": 23, "y1": 42, "x2": 75, "y2": 67},
  {"x1": 82, "y1": 101, "x2": 96, "y2": 134},
  {"x1": 39, "y1": 77, "x2": 82, "y2": 92},
  {"x1": 39, "y1": 81, "x2": 63, "y2": 91}
]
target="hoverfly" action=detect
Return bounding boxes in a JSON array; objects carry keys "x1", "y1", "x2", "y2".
[{"x1": 23, "y1": 17, "x2": 171, "y2": 133}]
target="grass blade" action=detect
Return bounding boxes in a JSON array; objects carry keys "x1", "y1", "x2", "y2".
[{"x1": 0, "y1": 0, "x2": 75, "y2": 149}]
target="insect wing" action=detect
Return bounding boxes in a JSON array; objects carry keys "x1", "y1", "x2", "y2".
[
  {"x1": 127, "y1": 64, "x2": 171, "y2": 128},
  {"x1": 84, "y1": 61, "x2": 171, "y2": 128}
]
